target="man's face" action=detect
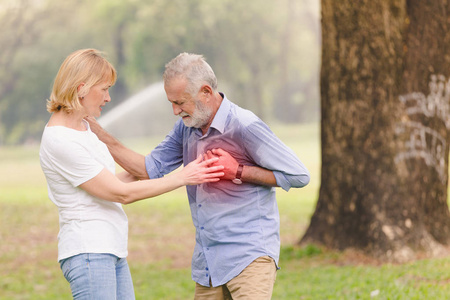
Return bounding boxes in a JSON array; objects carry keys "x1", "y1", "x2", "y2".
[{"x1": 165, "y1": 78, "x2": 213, "y2": 129}]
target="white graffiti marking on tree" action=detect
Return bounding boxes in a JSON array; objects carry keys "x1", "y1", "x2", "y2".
[
  {"x1": 399, "y1": 74, "x2": 450, "y2": 128},
  {"x1": 395, "y1": 74, "x2": 449, "y2": 183},
  {"x1": 395, "y1": 121, "x2": 446, "y2": 181}
]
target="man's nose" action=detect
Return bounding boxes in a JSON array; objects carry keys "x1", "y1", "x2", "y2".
[{"x1": 172, "y1": 103, "x2": 182, "y2": 115}]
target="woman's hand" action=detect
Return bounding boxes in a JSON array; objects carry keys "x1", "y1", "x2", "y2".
[
  {"x1": 204, "y1": 148, "x2": 239, "y2": 180},
  {"x1": 179, "y1": 155, "x2": 225, "y2": 185}
]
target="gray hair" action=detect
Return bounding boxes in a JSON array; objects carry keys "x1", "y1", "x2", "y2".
[{"x1": 163, "y1": 52, "x2": 218, "y2": 96}]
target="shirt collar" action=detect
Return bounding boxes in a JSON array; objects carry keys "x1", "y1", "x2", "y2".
[{"x1": 209, "y1": 92, "x2": 230, "y2": 135}]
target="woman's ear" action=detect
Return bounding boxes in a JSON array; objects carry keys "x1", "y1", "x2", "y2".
[
  {"x1": 77, "y1": 83, "x2": 86, "y2": 98},
  {"x1": 77, "y1": 83, "x2": 85, "y2": 92}
]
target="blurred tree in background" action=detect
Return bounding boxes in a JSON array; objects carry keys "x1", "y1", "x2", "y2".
[
  {"x1": 0, "y1": 0, "x2": 320, "y2": 145},
  {"x1": 301, "y1": 0, "x2": 450, "y2": 262}
]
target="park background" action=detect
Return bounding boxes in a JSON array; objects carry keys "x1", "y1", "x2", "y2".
[{"x1": 2, "y1": 0, "x2": 450, "y2": 299}]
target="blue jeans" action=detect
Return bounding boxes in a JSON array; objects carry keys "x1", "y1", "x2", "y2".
[{"x1": 60, "y1": 253, "x2": 135, "y2": 300}]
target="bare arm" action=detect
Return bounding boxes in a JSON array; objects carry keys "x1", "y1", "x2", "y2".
[
  {"x1": 80, "y1": 155, "x2": 224, "y2": 204},
  {"x1": 207, "y1": 148, "x2": 277, "y2": 186},
  {"x1": 85, "y1": 116, "x2": 148, "y2": 180},
  {"x1": 240, "y1": 165, "x2": 277, "y2": 187},
  {"x1": 116, "y1": 171, "x2": 139, "y2": 183}
]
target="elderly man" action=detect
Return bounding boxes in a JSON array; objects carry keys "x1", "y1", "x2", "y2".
[{"x1": 88, "y1": 52, "x2": 310, "y2": 299}]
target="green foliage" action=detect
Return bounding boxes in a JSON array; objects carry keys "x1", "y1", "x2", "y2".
[{"x1": 0, "y1": 0, "x2": 321, "y2": 145}]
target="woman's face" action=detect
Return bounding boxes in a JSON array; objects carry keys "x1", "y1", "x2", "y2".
[{"x1": 80, "y1": 81, "x2": 112, "y2": 117}]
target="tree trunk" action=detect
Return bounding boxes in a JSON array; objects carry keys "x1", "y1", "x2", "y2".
[{"x1": 300, "y1": 0, "x2": 450, "y2": 262}]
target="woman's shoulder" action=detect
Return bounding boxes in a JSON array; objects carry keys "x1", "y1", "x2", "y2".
[
  {"x1": 42, "y1": 125, "x2": 81, "y2": 144},
  {"x1": 40, "y1": 125, "x2": 89, "y2": 158}
]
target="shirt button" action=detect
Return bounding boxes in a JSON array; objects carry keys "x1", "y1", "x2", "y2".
[
  {"x1": 198, "y1": 204, "x2": 202, "y2": 207},
  {"x1": 206, "y1": 267, "x2": 209, "y2": 271},
  {"x1": 201, "y1": 227, "x2": 204, "y2": 230}
]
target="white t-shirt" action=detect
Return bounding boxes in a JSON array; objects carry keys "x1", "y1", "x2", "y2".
[{"x1": 39, "y1": 120, "x2": 128, "y2": 261}]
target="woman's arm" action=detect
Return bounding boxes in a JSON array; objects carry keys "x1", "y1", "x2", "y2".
[
  {"x1": 116, "y1": 171, "x2": 139, "y2": 183},
  {"x1": 80, "y1": 155, "x2": 224, "y2": 204}
]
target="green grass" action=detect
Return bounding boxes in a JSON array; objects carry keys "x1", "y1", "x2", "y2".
[{"x1": 2, "y1": 123, "x2": 450, "y2": 299}]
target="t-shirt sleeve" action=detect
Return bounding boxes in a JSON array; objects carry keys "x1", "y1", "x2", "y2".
[{"x1": 42, "y1": 136, "x2": 104, "y2": 187}]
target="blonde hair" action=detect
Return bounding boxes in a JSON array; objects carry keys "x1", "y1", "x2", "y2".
[{"x1": 47, "y1": 48, "x2": 117, "y2": 114}]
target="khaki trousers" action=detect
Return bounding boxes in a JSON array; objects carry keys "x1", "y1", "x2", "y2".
[{"x1": 194, "y1": 256, "x2": 277, "y2": 300}]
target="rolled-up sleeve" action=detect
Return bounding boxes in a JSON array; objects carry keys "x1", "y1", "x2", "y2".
[
  {"x1": 243, "y1": 120, "x2": 310, "y2": 191},
  {"x1": 145, "y1": 121, "x2": 184, "y2": 179}
]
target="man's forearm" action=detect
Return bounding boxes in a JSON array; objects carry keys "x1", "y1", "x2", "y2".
[
  {"x1": 87, "y1": 117, "x2": 149, "y2": 180},
  {"x1": 105, "y1": 137, "x2": 149, "y2": 180},
  {"x1": 241, "y1": 165, "x2": 278, "y2": 187}
]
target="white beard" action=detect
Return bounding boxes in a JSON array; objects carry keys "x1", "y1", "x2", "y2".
[{"x1": 180, "y1": 100, "x2": 213, "y2": 128}]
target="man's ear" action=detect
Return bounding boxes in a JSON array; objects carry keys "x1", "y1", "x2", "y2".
[
  {"x1": 200, "y1": 84, "x2": 214, "y2": 101},
  {"x1": 200, "y1": 85, "x2": 213, "y2": 99}
]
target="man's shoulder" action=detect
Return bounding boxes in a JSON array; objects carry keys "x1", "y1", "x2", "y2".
[{"x1": 229, "y1": 101, "x2": 262, "y2": 127}]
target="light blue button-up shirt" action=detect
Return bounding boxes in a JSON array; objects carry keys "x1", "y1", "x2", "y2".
[{"x1": 145, "y1": 94, "x2": 310, "y2": 287}]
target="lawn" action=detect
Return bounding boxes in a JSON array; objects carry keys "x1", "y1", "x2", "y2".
[{"x1": 2, "y1": 123, "x2": 450, "y2": 299}]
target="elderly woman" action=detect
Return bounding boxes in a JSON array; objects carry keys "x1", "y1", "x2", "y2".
[{"x1": 39, "y1": 49, "x2": 223, "y2": 299}]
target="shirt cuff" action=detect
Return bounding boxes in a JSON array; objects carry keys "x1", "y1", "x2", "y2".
[
  {"x1": 273, "y1": 171, "x2": 291, "y2": 191},
  {"x1": 144, "y1": 155, "x2": 163, "y2": 179}
]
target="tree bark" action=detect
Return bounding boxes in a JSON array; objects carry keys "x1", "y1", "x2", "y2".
[{"x1": 300, "y1": 0, "x2": 450, "y2": 262}]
